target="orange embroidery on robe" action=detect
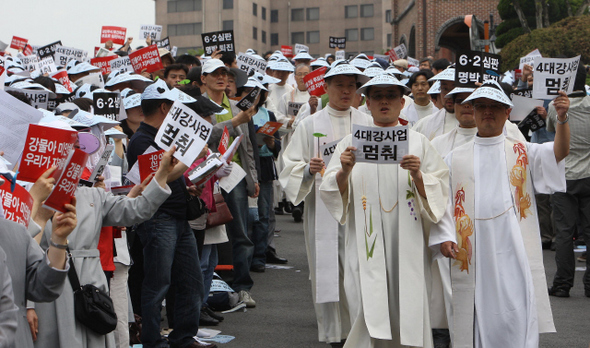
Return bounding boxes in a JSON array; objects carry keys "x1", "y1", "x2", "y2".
[
  {"x1": 510, "y1": 143, "x2": 531, "y2": 220},
  {"x1": 453, "y1": 188, "x2": 474, "y2": 273}
]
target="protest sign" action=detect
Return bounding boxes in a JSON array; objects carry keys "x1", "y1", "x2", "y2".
[
  {"x1": 236, "y1": 87, "x2": 261, "y2": 111},
  {"x1": 387, "y1": 49, "x2": 398, "y2": 62},
  {"x1": 155, "y1": 100, "x2": 212, "y2": 167},
  {"x1": 129, "y1": 45, "x2": 163, "y2": 74},
  {"x1": 329, "y1": 37, "x2": 346, "y2": 49},
  {"x1": 455, "y1": 50, "x2": 501, "y2": 88},
  {"x1": 320, "y1": 138, "x2": 340, "y2": 164},
  {"x1": 54, "y1": 45, "x2": 88, "y2": 67},
  {"x1": 109, "y1": 56, "x2": 133, "y2": 73},
  {"x1": 303, "y1": 66, "x2": 328, "y2": 97},
  {"x1": 90, "y1": 56, "x2": 117, "y2": 75},
  {"x1": 93, "y1": 92, "x2": 121, "y2": 120},
  {"x1": 21, "y1": 55, "x2": 39, "y2": 72},
  {"x1": 138, "y1": 149, "x2": 164, "y2": 182},
  {"x1": 10, "y1": 36, "x2": 28, "y2": 51},
  {"x1": 23, "y1": 45, "x2": 34, "y2": 57},
  {"x1": 236, "y1": 52, "x2": 267, "y2": 75},
  {"x1": 43, "y1": 149, "x2": 89, "y2": 213},
  {"x1": 510, "y1": 95, "x2": 544, "y2": 122},
  {"x1": 281, "y1": 45, "x2": 293, "y2": 58},
  {"x1": 221, "y1": 134, "x2": 243, "y2": 164},
  {"x1": 218, "y1": 126, "x2": 230, "y2": 155},
  {"x1": 510, "y1": 88, "x2": 533, "y2": 99},
  {"x1": 256, "y1": 121, "x2": 282, "y2": 144},
  {"x1": 352, "y1": 124, "x2": 409, "y2": 164},
  {"x1": 294, "y1": 43, "x2": 309, "y2": 55},
  {"x1": 18, "y1": 124, "x2": 77, "y2": 183},
  {"x1": 38, "y1": 57, "x2": 57, "y2": 75},
  {"x1": 37, "y1": 40, "x2": 62, "y2": 59},
  {"x1": 95, "y1": 47, "x2": 113, "y2": 58},
  {"x1": 393, "y1": 43, "x2": 407, "y2": 59},
  {"x1": 4, "y1": 87, "x2": 49, "y2": 109},
  {"x1": 187, "y1": 154, "x2": 223, "y2": 187},
  {"x1": 0, "y1": 181, "x2": 33, "y2": 227},
  {"x1": 171, "y1": 46, "x2": 178, "y2": 57},
  {"x1": 288, "y1": 101, "x2": 304, "y2": 116},
  {"x1": 101, "y1": 26, "x2": 127, "y2": 45},
  {"x1": 532, "y1": 55, "x2": 581, "y2": 100},
  {"x1": 374, "y1": 54, "x2": 390, "y2": 63},
  {"x1": 156, "y1": 37, "x2": 171, "y2": 51},
  {"x1": 519, "y1": 48, "x2": 542, "y2": 71},
  {"x1": 335, "y1": 50, "x2": 345, "y2": 61},
  {"x1": 88, "y1": 144, "x2": 114, "y2": 182},
  {"x1": 50, "y1": 70, "x2": 74, "y2": 93},
  {"x1": 139, "y1": 25, "x2": 163, "y2": 41},
  {"x1": 201, "y1": 30, "x2": 234, "y2": 56},
  {"x1": 407, "y1": 57, "x2": 420, "y2": 68},
  {"x1": 519, "y1": 109, "x2": 546, "y2": 132}
]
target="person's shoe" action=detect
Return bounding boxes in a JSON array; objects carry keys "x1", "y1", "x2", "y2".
[
  {"x1": 330, "y1": 339, "x2": 346, "y2": 347},
  {"x1": 548, "y1": 286, "x2": 570, "y2": 298},
  {"x1": 266, "y1": 250, "x2": 288, "y2": 264},
  {"x1": 577, "y1": 251, "x2": 586, "y2": 262},
  {"x1": 250, "y1": 264, "x2": 266, "y2": 273},
  {"x1": 284, "y1": 200, "x2": 293, "y2": 213},
  {"x1": 199, "y1": 308, "x2": 220, "y2": 326},
  {"x1": 204, "y1": 306, "x2": 224, "y2": 322},
  {"x1": 541, "y1": 240, "x2": 552, "y2": 250},
  {"x1": 292, "y1": 206, "x2": 303, "y2": 222},
  {"x1": 432, "y1": 328, "x2": 451, "y2": 348},
  {"x1": 585, "y1": 289, "x2": 590, "y2": 298},
  {"x1": 239, "y1": 290, "x2": 256, "y2": 308},
  {"x1": 274, "y1": 207, "x2": 284, "y2": 215}
]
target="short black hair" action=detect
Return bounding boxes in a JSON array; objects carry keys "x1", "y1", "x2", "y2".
[
  {"x1": 72, "y1": 98, "x2": 93, "y2": 112},
  {"x1": 6, "y1": 90, "x2": 31, "y2": 106},
  {"x1": 419, "y1": 57, "x2": 432, "y2": 66},
  {"x1": 164, "y1": 64, "x2": 188, "y2": 78},
  {"x1": 141, "y1": 99, "x2": 173, "y2": 117},
  {"x1": 220, "y1": 51, "x2": 236, "y2": 67},
  {"x1": 175, "y1": 54, "x2": 201, "y2": 67},
  {"x1": 187, "y1": 67, "x2": 202, "y2": 85},
  {"x1": 178, "y1": 84, "x2": 202, "y2": 98},
  {"x1": 432, "y1": 58, "x2": 451, "y2": 71},
  {"x1": 33, "y1": 76, "x2": 56, "y2": 93},
  {"x1": 407, "y1": 69, "x2": 434, "y2": 88}
]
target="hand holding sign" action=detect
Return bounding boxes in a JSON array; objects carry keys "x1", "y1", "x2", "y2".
[
  {"x1": 29, "y1": 166, "x2": 57, "y2": 205},
  {"x1": 340, "y1": 146, "x2": 357, "y2": 174},
  {"x1": 554, "y1": 90, "x2": 570, "y2": 119},
  {"x1": 51, "y1": 197, "x2": 77, "y2": 241},
  {"x1": 154, "y1": 145, "x2": 182, "y2": 187}
]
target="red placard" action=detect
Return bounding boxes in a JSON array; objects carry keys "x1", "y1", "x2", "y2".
[
  {"x1": 0, "y1": 180, "x2": 34, "y2": 227},
  {"x1": 514, "y1": 69, "x2": 522, "y2": 82},
  {"x1": 94, "y1": 46, "x2": 100, "y2": 57},
  {"x1": 50, "y1": 70, "x2": 74, "y2": 93},
  {"x1": 10, "y1": 36, "x2": 28, "y2": 51},
  {"x1": 138, "y1": 150, "x2": 164, "y2": 182},
  {"x1": 18, "y1": 124, "x2": 78, "y2": 183},
  {"x1": 218, "y1": 126, "x2": 230, "y2": 155},
  {"x1": 43, "y1": 149, "x2": 89, "y2": 213},
  {"x1": 387, "y1": 49, "x2": 399, "y2": 62},
  {"x1": 23, "y1": 44, "x2": 33, "y2": 56},
  {"x1": 100, "y1": 26, "x2": 127, "y2": 45},
  {"x1": 303, "y1": 66, "x2": 328, "y2": 97},
  {"x1": 281, "y1": 45, "x2": 293, "y2": 58},
  {"x1": 129, "y1": 44, "x2": 163, "y2": 74},
  {"x1": 257, "y1": 121, "x2": 283, "y2": 136},
  {"x1": 90, "y1": 56, "x2": 117, "y2": 75}
]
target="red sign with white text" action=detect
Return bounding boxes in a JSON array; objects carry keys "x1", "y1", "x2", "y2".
[
  {"x1": 23, "y1": 45, "x2": 33, "y2": 56},
  {"x1": 43, "y1": 149, "x2": 89, "y2": 213},
  {"x1": 257, "y1": 122, "x2": 282, "y2": 137},
  {"x1": 138, "y1": 150, "x2": 164, "y2": 182},
  {"x1": 100, "y1": 26, "x2": 127, "y2": 45},
  {"x1": 10, "y1": 36, "x2": 28, "y2": 51},
  {"x1": 19, "y1": 124, "x2": 78, "y2": 183},
  {"x1": 218, "y1": 126, "x2": 230, "y2": 155},
  {"x1": 50, "y1": 70, "x2": 74, "y2": 93},
  {"x1": 281, "y1": 45, "x2": 293, "y2": 58},
  {"x1": 303, "y1": 66, "x2": 328, "y2": 97},
  {"x1": 0, "y1": 180, "x2": 34, "y2": 227},
  {"x1": 129, "y1": 45, "x2": 163, "y2": 74},
  {"x1": 90, "y1": 56, "x2": 117, "y2": 75},
  {"x1": 387, "y1": 49, "x2": 398, "y2": 62}
]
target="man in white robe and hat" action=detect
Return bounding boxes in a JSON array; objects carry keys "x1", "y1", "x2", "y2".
[
  {"x1": 319, "y1": 73, "x2": 450, "y2": 347},
  {"x1": 430, "y1": 80, "x2": 570, "y2": 348},
  {"x1": 279, "y1": 61, "x2": 371, "y2": 347}
]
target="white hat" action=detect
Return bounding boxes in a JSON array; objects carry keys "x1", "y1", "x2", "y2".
[
  {"x1": 9, "y1": 81, "x2": 57, "y2": 99},
  {"x1": 429, "y1": 67, "x2": 455, "y2": 82},
  {"x1": 201, "y1": 59, "x2": 229, "y2": 75},
  {"x1": 55, "y1": 102, "x2": 79, "y2": 115},
  {"x1": 310, "y1": 58, "x2": 330, "y2": 68},
  {"x1": 245, "y1": 49, "x2": 256, "y2": 55},
  {"x1": 427, "y1": 80, "x2": 441, "y2": 95},
  {"x1": 72, "y1": 109, "x2": 119, "y2": 130},
  {"x1": 363, "y1": 63, "x2": 385, "y2": 78},
  {"x1": 462, "y1": 80, "x2": 513, "y2": 107},
  {"x1": 105, "y1": 128, "x2": 127, "y2": 139},
  {"x1": 268, "y1": 58, "x2": 294, "y2": 72},
  {"x1": 356, "y1": 73, "x2": 411, "y2": 95},
  {"x1": 252, "y1": 72, "x2": 280, "y2": 85},
  {"x1": 75, "y1": 84, "x2": 108, "y2": 99},
  {"x1": 243, "y1": 77, "x2": 267, "y2": 91},
  {"x1": 445, "y1": 87, "x2": 476, "y2": 98},
  {"x1": 408, "y1": 66, "x2": 420, "y2": 73},
  {"x1": 54, "y1": 83, "x2": 72, "y2": 95},
  {"x1": 350, "y1": 54, "x2": 372, "y2": 69},
  {"x1": 324, "y1": 61, "x2": 367, "y2": 82},
  {"x1": 122, "y1": 89, "x2": 142, "y2": 109},
  {"x1": 68, "y1": 61, "x2": 101, "y2": 75},
  {"x1": 385, "y1": 66, "x2": 404, "y2": 76},
  {"x1": 66, "y1": 60, "x2": 79, "y2": 71},
  {"x1": 39, "y1": 114, "x2": 88, "y2": 129},
  {"x1": 293, "y1": 50, "x2": 313, "y2": 60},
  {"x1": 141, "y1": 79, "x2": 177, "y2": 102},
  {"x1": 170, "y1": 88, "x2": 197, "y2": 103},
  {"x1": 4, "y1": 74, "x2": 29, "y2": 85},
  {"x1": 105, "y1": 71, "x2": 152, "y2": 87}
]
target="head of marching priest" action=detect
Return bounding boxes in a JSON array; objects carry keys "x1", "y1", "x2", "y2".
[
  {"x1": 357, "y1": 73, "x2": 410, "y2": 127},
  {"x1": 462, "y1": 80, "x2": 514, "y2": 137},
  {"x1": 323, "y1": 61, "x2": 368, "y2": 111}
]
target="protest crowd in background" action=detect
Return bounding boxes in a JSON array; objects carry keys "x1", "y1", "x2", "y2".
[{"x1": 0, "y1": 18, "x2": 587, "y2": 348}]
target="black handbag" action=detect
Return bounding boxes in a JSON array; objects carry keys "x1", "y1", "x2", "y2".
[
  {"x1": 67, "y1": 248, "x2": 117, "y2": 335},
  {"x1": 186, "y1": 190, "x2": 208, "y2": 220}
]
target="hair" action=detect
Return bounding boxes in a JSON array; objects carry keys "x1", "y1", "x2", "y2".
[
  {"x1": 187, "y1": 67, "x2": 202, "y2": 85},
  {"x1": 419, "y1": 57, "x2": 432, "y2": 66},
  {"x1": 432, "y1": 58, "x2": 451, "y2": 71},
  {"x1": 407, "y1": 69, "x2": 435, "y2": 88},
  {"x1": 220, "y1": 51, "x2": 236, "y2": 67},
  {"x1": 295, "y1": 63, "x2": 310, "y2": 74},
  {"x1": 6, "y1": 90, "x2": 31, "y2": 105},
  {"x1": 574, "y1": 63, "x2": 587, "y2": 91},
  {"x1": 174, "y1": 54, "x2": 201, "y2": 67},
  {"x1": 178, "y1": 84, "x2": 202, "y2": 98},
  {"x1": 141, "y1": 99, "x2": 173, "y2": 117},
  {"x1": 326, "y1": 55, "x2": 335, "y2": 61},
  {"x1": 33, "y1": 76, "x2": 56, "y2": 93},
  {"x1": 499, "y1": 82, "x2": 514, "y2": 100},
  {"x1": 263, "y1": 51, "x2": 273, "y2": 61},
  {"x1": 235, "y1": 86, "x2": 248, "y2": 98},
  {"x1": 72, "y1": 97, "x2": 93, "y2": 112},
  {"x1": 256, "y1": 90, "x2": 268, "y2": 108},
  {"x1": 164, "y1": 64, "x2": 188, "y2": 78}
]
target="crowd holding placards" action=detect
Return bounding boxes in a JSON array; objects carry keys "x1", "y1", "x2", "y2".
[{"x1": 0, "y1": 25, "x2": 588, "y2": 348}]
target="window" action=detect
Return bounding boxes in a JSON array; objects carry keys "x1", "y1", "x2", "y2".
[
  {"x1": 361, "y1": 28, "x2": 374, "y2": 41},
  {"x1": 291, "y1": 32, "x2": 304, "y2": 45},
  {"x1": 262, "y1": 7, "x2": 267, "y2": 20},
  {"x1": 345, "y1": 5, "x2": 358, "y2": 18},
  {"x1": 253, "y1": 3, "x2": 257, "y2": 16},
  {"x1": 167, "y1": 0, "x2": 202, "y2": 13},
  {"x1": 222, "y1": 0, "x2": 233, "y2": 9},
  {"x1": 387, "y1": 33, "x2": 392, "y2": 47},
  {"x1": 385, "y1": 9, "x2": 392, "y2": 23},
  {"x1": 307, "y1": 31, "x2": 320, "y2": 44},
  {"x1": 291, "y1": 8, "x2": 304, "y2": 21},
  {"x1": 253, "y1": 27, "x2": 258, "y2": 40},
  {"x1": 271, "y1": 10, "x2": 279, "y2": 22},
  {"x1": 167, "y1": 23, "x2": 202, "y2": 36},
  {"x1": 271, "y1": 33, "x2": 279, "y2": 46},
  {"x1": 360, "y1": 4, "x2": 373, "y2": 17},
  {"x1": 262, "y1": 30, "x2": 267, "y2": 43},
  {"x1": 307, "y1": 7, "x2": 319, "y2": 20},
  {"x1": 223, "y1": 20, "x2": 233, "y2": 31},
  {"x1": 345, "y1": 28, "x2": 358, "y2": 41}
]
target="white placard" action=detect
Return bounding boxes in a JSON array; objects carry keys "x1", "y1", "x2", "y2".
[
  {"x1": 109, "y1": 56, "x2": 134, "y2": 73},
  {"x1": 287, "y1": 101, "x2": 303, "y2": 117},
  {"x1": 532, "y1": 55, "x2": 581, "y2": 100},
  {"x1": 319, "y1": 138, "x2": 340, "y2": 164},
  {"x1": 4, "y1": 87, "x2": 49, "y2": 109},
  {"x1": 519, "y1": 50, "x2": 542, "y2": 71},
  {"x1": 407, "y1": 56, "x2": 419, "y2": 67},
  {"x1": 510, "y1": 95, "x2": 544, "y2": 122},
  {"x1": 88, "y1": 144, "x2": 115, "y2": 182},
  {"x1": 295, "y1": 43, "x2": 309, "y2": 55},
  {"x1": 393, "y1": 43, "x2": 407, "y2": 59},
  {"x1": 54, "y1": 45, "x2": 88, "y2": 67},
  {"x1": 21, "y1": 55, "x2": 39, "y2": 72},
  {"x1": 37, "y1": 57, "x2": 57, "y2": 75},
  {"x1": 171, "y1": 46, "x2": 178, "y2": 57},
  {"x1": 236, "y1": 52, "x2": 267, "y2": 75},
  {"x1": 219, "y1": 162, "x2": 247, "y2": 193},
  {"x1": 351, "y1": 124, "x2": 409, "y2": 164},
  {"x1": 155, "y1": 100, "x2": 212, "y2": 167},
  {"x1": 335, "y1": 50, "x2": 345, "y2": 61},
  {"x1": 139, "y1": 24, "x2": 163, "y2": 41}
]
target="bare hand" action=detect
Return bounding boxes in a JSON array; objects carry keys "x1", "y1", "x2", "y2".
[
  {"x1": 522, "y1": 64, "x2": 533, "y2": 81},
  {"x1": 146, "y1": 37, "x2": 152, "y2": 46},
  {"x1": 29, "y1": 167, "x2": 57, "y2": 203},
  {"x1": 27, "y1": 309, "x2": 38, "y2": 341},
  {"x1": 211, "y1": 49, "x2": 223, "y2": 59},
  {"x1": 263, "y1": 136, "x2": 275, "y2": 149},
  {"x1": 400, "y1": 155, "x2": 422, "y2": 181},
  {"x1": 249, "y1": 183, "x2": 260, "y2": 198},
  {"x1": 93, "y1": 175, "x2": 106, "y2": 190},
  {"x1": 187, "y1": 185, "x2": 203, "y2": 197},
  {"x1": 554, "y1": 90, "x2": 570, "y2": 120},
  {"x1": 440, "y1": 241, "x2": 458, "y2": 259},
  {"x1": 340, "y1": 146, "x2": 356, "y2": 174},
  {"x1": 52, "y1": 198, "x2": 77, "y2": 241},
  {"x1": 127, "y1": 174, "x2": 153, "y2": 198},
  {"x1": 309, "y1": 157, "x2": 325, "y2": 175},
  {"x1": 105, "y1": 40, "x2": 113, "y2": 49},
  {"x1": 140, "y1": 68, "x2": 152, "y2": 80},
  {"x1": 535, "y1": 106, "x2": 547, "y2": 120},
  {"x1": 309, "y1": 96, "x2": 318, "y2": 114}
]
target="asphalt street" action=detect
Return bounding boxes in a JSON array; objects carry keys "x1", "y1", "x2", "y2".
[{"x1": 203, "y1": 214, "x2": 590, "y2": 348}]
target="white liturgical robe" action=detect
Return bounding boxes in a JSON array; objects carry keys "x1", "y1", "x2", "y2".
[
  {"x1": 402, "y1": 100, "x2": 438, "y2": 126},
  {"x1": 413, "y1": 108, "x2": 458, "y2": 140}
]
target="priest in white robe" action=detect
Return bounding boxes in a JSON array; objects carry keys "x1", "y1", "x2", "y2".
[
  {"x1": 279, "y1": 62, "x2": 371, "y2": 347},
  {"x1": 402, "y1": 70, "x2": 439, "y2": 126},
  {"x1": 320, "y1": 73, "x2": 449, "y2": 347},
  {"x1": 430, "y1": 81, "x2": 570, "y2": 348}
]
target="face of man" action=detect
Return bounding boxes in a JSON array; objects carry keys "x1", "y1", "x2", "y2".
[
  {"x1": 274, "y1": 70, "x2": 290, "y2": 84},
  {"x1": 165, "y1": 69, "x2": 186, "y2": 89},
  {"x1": 419, "y1": 61, "x2": 431, "y2": 70},
  {"x1": 326, "y1": 75, "x2": 357, "y2": 111},
  {"x1": 453, "y1": 93, "x2": 475, "y2": 128},
  {"x1": 201, "y1": 68, "x2": 229, "y2": 93},
  {"x1": 365, "y1": 86, "x2": 405, "y2": 126},
  {"x1": 440, "y1": 80, "x2": 455, "y2": 113},
  {"x1": 127, "y1": 106, "x2": 145, "y2": 124},
  {"x1": 295, "y1": 66, "x2": 310, "y2": 91},
  {"x1": 473, "y1": 97, "x2": 510, "y2": 137},
  {"x1": 411, "y1": 75, "x2": 430, "y2": 105}
]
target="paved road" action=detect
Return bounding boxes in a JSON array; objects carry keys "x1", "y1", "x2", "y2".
[{"x1": 204, "y1": 215, "x2": 590, "y2": 348}]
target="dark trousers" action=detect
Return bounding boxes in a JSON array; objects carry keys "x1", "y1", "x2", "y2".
[{"x1": 535, "y1": 193, "x2": 555, "y2": 243}]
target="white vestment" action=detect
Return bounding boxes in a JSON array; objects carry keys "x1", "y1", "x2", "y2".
[
  {"x1": 279, "y1": 105, "x2": 372, "y2": 343},
  {"x1": 412, "y1": 108, "x2": 457, "y2": 140},
  {"x1": 430, "y1": 134, "x2": 563, "y2": 348},
  {"x1": 268, "y1": 83, "x2": 294, "y2": 116},
  {"x1": 402, "y1": 100, "x2": 438, "y2": 126},
  {"x1": 431, "y1": 127, "x2": 478, "y2": 158},
  {"x1": 320, "y1": 128, "x2": 449, "y2": 348}
]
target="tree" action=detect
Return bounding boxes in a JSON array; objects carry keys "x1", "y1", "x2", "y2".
[{"x1": 513, "y1": 0, "x2": 531, "y2": 32}]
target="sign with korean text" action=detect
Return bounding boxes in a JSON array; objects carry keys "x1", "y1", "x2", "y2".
[
  {"x1": 90, "y1": 56, "x2": 117, "y2": 75},
  {"x1": 43, "y1": 149, "x2": 89, "y2": 213},
  {"x1": 218, "y1": 126, "x2": 230, "y2": 155},
  {"x1": 257, "y1": 121, "x2": 282, "y2": 137},
  {"x1": 140, "y1": 25, "x2": 163, "y2": 41},
  {"x1": 407, "y1": 57, "x2": 420, "y2": 68},
  {"x1": 23, "y1": 45, "x2": 34, "y2": 57},
  {"x1": 351, "y1": 124, "x2": 409, "y2": 164},
  {"x1": 201, "y1": 30, "x2": 235, "y2": 56},
  {"x1": 294, "y1": 43, "x2": 309, "y2": 55},
  {"x1": 4, "y1": 87, "x2": 49, "y2": 109},
  {"x1": 532, "y1": 55, "x2": 581, "y2": 100},
  {"x1": 109, "y1": 56, "x2": 133, "y2": 73},
  {"x1": 129, "y1": 45, "x2": 163, "y2": 74},
  {"x1": 155, "y1": 100, "x2": 213, "y2": 167},
  {"x1": 281, "y1": 45, "x2": 293, "y2": 58},
  {"x1": 329, "y1": 37, "x2": 346, "y2": 49},
  {"x1": 455, "y1": 50, "x2": 501, "y2": 88},
  {"x1": 93, "y1": 92, "x2": 121, "y2": 120},
  {"x1": 519, "y1": 109, "x2": 546, "y2": 132},
  {"x1": 519, "y1": 49, "x2": 542, "y2": 71},
  {"x1": 38, "y1": 57, "x2": 57, "y2": 75},
  {"x1": 320, "y1": 138, "x2": 340, "y2": 164},
  {"x1": 54, "y1": 45, "x2": 88, "y2": 67},
  {"x1": 101, "y1": 26, "x2": 127, "y2": 45},
  {"x1": 138, "y1": 149, "x2": 164, "y2": 182},
  {"x1": 335, "y1": 50, "x2": 345, "y2": 61},
  {"x1": 50, "y1": 70, "x2": 74, "y2": 93},
  {"x1": 288, "y1": 101, "x2": 303, "y2": 116},
  {"x1": 393, "y1": 44, "x2": 407, "y2": 59},
  {"x1": 387, "y1": 49, "x2": 398, "y2": 62},
  {"x1": 303, "y1": 66, "x2": 327, "y2": 97},
  {"x1": 88, "y1": 144, "x2": 114, "y2": 182},
  {"x1": 236, "y1": 52, "x2": 267, "y2": 75},
  {"x1": 187, "y1": 153, "x2": 223, "y2": 187},
  {"x1": 37, "y1": 40, "x2": 62, "y2": 59},
  {"x1": 0, "y1": 181, "x2": 33, "y2": 227},
  {"x1": 21, "y1": 55, "x2": 39, "y2": 72},
  {"x1": 236, "y1": 87, "x2": 261, "y2": 111},
  {"x1": 156, "y1": 37, "x2": 171, "y2": 51},
  {"x1": 10, "y1": 36, "x2": 28, "y2": 51},
  {"x1": 510, "y1": 88, "x2": 533, "y2": 100}
]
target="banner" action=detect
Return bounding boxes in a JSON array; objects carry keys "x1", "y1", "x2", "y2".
[
  {"x1": 139, "y1": 25, "x2": 163, "y2": 41},
  {"x1": 43, "y1": 149, "x2": 89, "y2": 213},
  {"x1": 281, "y1": 45, "x2": 293, "y2": 58},
  {"x1": 109, "y1": 56, "x2": 134, "y2": 73},
  {"x1": 129, "y1": 44, "x2": 163, "y2": 74},
  {"x1": 201, "y1": 30, "x2": 235, "y2": 56},
  {"x1": 101, "y1": 26, "x2": 127, "y2": 45}
]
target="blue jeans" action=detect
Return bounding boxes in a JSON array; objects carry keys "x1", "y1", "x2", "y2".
[
  {"x1": 251, "y1": 181, "x2": 273, "y2": 267},
  {"x1": 138, "y1": 212, "x2": 203, "y2": 348},
  {"x1": 200, "y1": 244, "x2": 218, "y2": 306},
  {"x1": 222, "y1": 178, "x2": 254, "y2": 292}
]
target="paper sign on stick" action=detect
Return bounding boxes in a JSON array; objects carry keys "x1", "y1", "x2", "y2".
[
  {"x1": 88, "y1": 144, "x2": 115, "y2": 182},
  {"x1": 236, "y1": 52, "x2": 267, "y2": 75},
  {"x1": 519, "y1": 49, "x2": 542, "y2": 71},
  {"x1": 201, "y1": 30, "x2": 234, "y2": 56},
  {"x1": 393, "y1": 44, "x2": 407, "y2": 59},
  {"x1": 10, "y1": 36, "x2": 28, "y2": 51},
  {"x1": 218, "y1": 126, "x2": 230, "y2": 155},
  {"x1": 236, "y1": 87, "x2": 261, "y2": 111},
  {"x1": 281, "y1": 45, "x2": 293, "y2": 58},
  {"x1": 21, "y1": 55, "x2": 39, "y2": 72},
  {"x1": 351, "y1": 124, "x2": 409, "y2": 164},
  {"x1": 140, "y1": 25, "x2": 163, "y2": 41},
  {"x1": 288, "y1": 101, "x2": 304, "y2": 116},
  {"x1": 407, "y1": 57, "x2": 420, "y2": 68},
  {"x1": 0, "y1": 181, "x2": 33, "y2": 227},
  {"x1": 221, "y1": 134, "x2": 243, "y2": 164},
  {"x1": 294, "y1": 43, "x2": 309, "y2": 55},
  {"x1": 319, "y1": 139, "x2": 340, "y2": 164},
  {"x1": 38, "y1": 57, "x2": 57, "y2": 75},
  {"x1": 109, "y1": 56, "x2": 134, "y2": 73},
  {"x1": 335, "y1": 51, "x2": 345, "y2": 61},
  {"x1": 90, "y1": 56, "x2": 117, "y2": 75},
  {"x1": 532, "y1": 55, "x2": 581, "y2": 100},
  {"x1": 138, "y1": 149, "x2": 164, "y2": 182},
  {"x1": 156, "y1": 37, "x2": 171, "y2": 51},
  {"x1": 303, "y1": 66, "x2": 328, "y2": 97},
  {"x1": 510, "y1": 95, "x2": 544, "y2": 122},
  {"x1": 54, "y1": 46, "x2": 88, "y2": 67},
  {"x1": 0, "y1": 40, "x2": 8, "y2": 52},
  {"x1": 101, "y1": 26, "x2": 127, "y2": 45},
  {"x1": 329, "y1": 37, "x2": 346, "y2": 49},
  {"x1": 43, "y1": 149, "x2": 89, "y2": 213},
  {"x1": 129, "y1": 45, "x2": 163, "y2": 74}
]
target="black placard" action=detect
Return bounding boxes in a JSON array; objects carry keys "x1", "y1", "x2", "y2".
[
  {"x1": 329, "y1": 37, "x2": 346, "y2": 49},
  {"x1": 510, "y1": 88, "x2": 533, "y2": 100},
  {"x1": 236, "y1": 87, "x2": 261, "y2": 111},
  {"x1": 518, "y1": 109, "x2": 546, "y2": 132},
  {"x1": 93, "y1": 92, "x2": 121, "y2": 121},
  {"x1": 455, "y1": 50, "x2": 502, "y2": 88},
  {"x1": 201, "y1": 30, "x2": 235, "y2": 56},
  {"x1": 156, "y1": 37, "x2": 171, "y2": 51},
  {"x1": 37, "y1": 40, "x2": 62, "y2": 59}
]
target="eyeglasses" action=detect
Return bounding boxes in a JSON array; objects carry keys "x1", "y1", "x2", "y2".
[
  {"x1": 369, "y1": 94, "x2": 401, "y2": 101},
  {"x1": 473, "y1": 103, "x2": 507, "y2": 111}
]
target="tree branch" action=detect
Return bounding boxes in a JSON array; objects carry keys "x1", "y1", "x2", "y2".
[{"x1": 513, "y1": 0, "x2": 532, "y2": 33}]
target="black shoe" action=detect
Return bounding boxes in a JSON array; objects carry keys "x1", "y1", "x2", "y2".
[
  {"x1": 204, "y1": 306, "x2": 224, "y2": 322},
  {"x1": 292, "y1": 207, "x2": 303, "y2": 222},
  {"x1": 266, "y1": 250, "x2": 288, "y2": 264},
  {"x1": 432, "y1": 328, "x2": 451, "y2": 348},
  {"x1": 199, "y1": 309, "x2": 220, "y2": 326},
  {"x1": 542, "y1": 240, "x2": 552, "y2": 250},
  {"x1": 284, "y1": 200, "x2": 293, "y2": 213},
  {"x1": 274, "y1": 207, "x2": 284, "y2": 215},
  {"x1": 250, "y1": 264, "x2": 265, "y2": 273},
  {"x1": 548, "y1": 286, "x2": 570, "y2": 298}
]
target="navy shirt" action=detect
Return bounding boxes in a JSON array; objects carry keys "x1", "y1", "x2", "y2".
[{"x1": 127, "y1": 122, "x2": 188, "y2": 220}]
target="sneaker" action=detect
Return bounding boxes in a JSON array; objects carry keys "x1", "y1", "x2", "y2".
[{"x1": 239, "y1": 290, "x2": 256, "y2": 308}]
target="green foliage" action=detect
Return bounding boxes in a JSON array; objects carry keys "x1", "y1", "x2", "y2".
[
  {"x1": 187, "y1": 49, "x2": 199, "y2": 56},
  {"x1": 496, "y1": 18, "x2": 522, "y2": 36},
  {"x1": 496, "y1": 27, "x2": 526, "y2": 48}
]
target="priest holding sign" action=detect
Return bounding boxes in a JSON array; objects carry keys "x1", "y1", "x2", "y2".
[{"x1": 319, "y1": 73, "x2": 449, "y2": 347}]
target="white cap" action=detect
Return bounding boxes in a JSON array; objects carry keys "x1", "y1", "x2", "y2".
[
  {"x1": 54, "y1": 83, "x2": 71, "y2": 95},
  {"x1": 445, "y1": 87, "x2": 476, "y2": 98},
  {"x1": 75, "y1": 84, "x2": 108, "y2": 100},
  {"x1": 68, "y1": 62, "x2": 101, "y2": 75},
  {"x1": 385, "y1": 66, "x2": 404, "y2": 76},
  {"x1": 72, "y1": 109, "x2": 119, "y2": 130},
  {"x1": 268, "y1": 58, "x2": 294, "y2": 72},
  {"x1": 363, "y1": 63, "x2": 385, "y2": 78},
  {"x1": 245, "y1": 49, "x2": 256, "y2": 55},
  {"x1": 9, "y1": 81, "x2": 57, "y2": 99},
  {"x1": 243, "y1": 77, "x2": 267, "y2": 91},
  {"x1": 251, "y1": 72, "x2": 280, "y2": 85},
  {"x1": 429, "y1": 67, "x2": 455, "y2": 82},
  {"x1": 105, "y1": 128, "x2": 127, "y2": 139},
  {"x1": 141, "y1": 79, "x2": 177, "y2": 102},
  {"x1": 310, "y1": 58, "x2": 330, "y2": 68},
  {"x1": 105, "y1": 71, "x2": 152, "y2": 87},
  {"x1": 122, "y1": 90, "x2": 142, "y2": 109},
  {"x1": 55, "y1": 102, "x2": 79, "y2": 114},
  {"x1": 293, "y1": 50, "x2": 313, "y2": 60},
  {"x1": 324, "y1": 61, "x2": 367, "y2": 82},
  {"x1": 427, "y1": 80, "x2": 441, "y2": 95},
  {"x1": 357, "y1": 73, "x2": 411, "y2": 95},
  {"x1": 350, "y1": 54, "x2": 372, "y2": 69},
  {"x1": 462, "y1": 80, "x2": 513, "y2": 107},
  {"x1": 201, "y1": 59, "x2": 229, "y2": 75},
  {"x1": 408, "y1": 66, "x2": 420, "y2": 73}
]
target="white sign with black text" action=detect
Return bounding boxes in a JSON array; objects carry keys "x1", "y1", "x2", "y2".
[
  {"x1": 236, "y1": 52, "x2": 267, "y2": 75},
  {"x1": 532, "y1": 55, "x2": 581, "y2": 100},
  {"x1": 351, "y1": 124, "x2": 409, "y2": 164}
]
